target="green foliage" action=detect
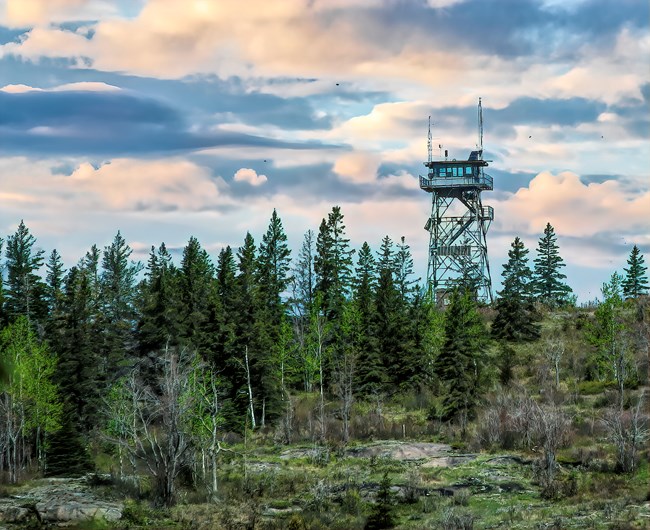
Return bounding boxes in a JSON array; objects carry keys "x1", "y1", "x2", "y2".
[
  {"x1": 433, "y1": 288, "x2": 489, "y2": 421},
  {"x1": 533, "y1": 223, "x2": 572, "y2": 307},
  {"x1": 586, "y1": 272, "x2": 634, "y2": 388},
  {"x1": 622, "y1": 244, "x2": 648, "y2": 298},
  {"x1": 492, "y1": 237, "x2": 540, "y2": 342},
  {"x1": 0, "y1": 317, "x2": 63, "y2": 477},
  {"x1": 315, "y1": 206, "x2": 354, "y2": 320},
  {"x1": 4, "y1": 220, "x2": 47, "y2": 323},
  {"x1": 365, "y1": 472, "x2": 395, "y2": 530}
]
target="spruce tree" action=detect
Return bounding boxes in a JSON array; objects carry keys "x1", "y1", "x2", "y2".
[
  {"x1": 394, "y1": 236, "x2": 419, "y2": 302},
  {"x1": 179, "y1": 236, "x2": 215, "y2": 346},
  {"x1": 532, "y1": 223, "x2": 572, "y2": 306},
  {"x1": 292, "y1": 230, "x2": 315, "y2": 317},
  {"x1": 100, "y1": 231, "x2": 142, "y2": 379},
  {"x1": 4, "y1": 220, "x2": 47, "y2": 324},
  {"x1": 0, "y1": 238, "x2": 5, "y2": 327},
  {"x1": 257, "y1": 209, "x2": 292, "y2": 310},
  {"x1": 622, "y1": 244, "x2": 648, "y2": 298},
  {"x1": 138, "y1": 243, "x2": 182, "y2": 355},
  {"x1": 433, "y1": 287, "x2": 488, "y2": 421},
  {"x1": 374, "y1": 237, "x2": 410, "y2": 389},
  {"x1": 314, "y1": 206, "x2": 354, "y2": 320},
  {"x1": 353, "y1": 242, "x2": 383, "y2": 394},
  {"x1": 492, "y1": 237, "x2": 540, "y2": 342},
  {"x1": 45, "y1": 249, "x2": 65, "y2": 315},
  {"x1": 257, "y1": 210, "x2": 293, "y2": 420}
]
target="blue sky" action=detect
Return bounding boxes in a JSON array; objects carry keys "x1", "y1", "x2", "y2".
[{"x1": 0, "y1": 0, "x2": 648, "y2": 301}]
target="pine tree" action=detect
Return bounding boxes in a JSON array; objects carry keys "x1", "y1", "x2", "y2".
[
  {"x1": 373, "y1": 239, "x2": 408, "y2": 390},
  {"x1": 365, "y1": 471, "x2": 395, "y2": 530},
  {"x1": 57, "y1": 266, "x2": 103, "y2": 432},
  {"x1": 492, "y1": 237, "x2": 540, "y2": 342},
  {"x1": 291, "y1": 230, "x2": 315, "y2": 317},
  {"x1": 100, "y1": 231, "x2": 142, "y2": 379},
  {"x1": 257, "y1": 209, "x2": 292, "y2": 311},
  {"x1": 257, "y1": 211, "x2": 293, "y2": 419},
  {"x1": 0, "y1": 238, "x2": 5, "y2": 327},
  {"x1": 622, "y1": 244, "x2": 648, "y2": 298},
  {"x1": 314, "y1": 206, "x2": 354, "y2": 320},
  {"x1": 45, "y1": 249, "x2": 65, "y2": 316},
  {"x1": 433, "y1": 288, "x2": 488, "y2": 421},
  {"x1": 353, "y1": 243, "x2": 383, "y2": 394},
  {"x1": 4, "y1": 220, "x2": 47, "y2": 324},
  {"x1": 179, "y1": 236, "x2": 215, "y2": 346},
  {"x1": 138, "y1": 243, "x2": 182, "y2": 355},
  {"x1": 533, "y1": 223, "x2": 572, "y2": 306},
  {"x1": 394, "y1": 236, "x2": 419, "y2": 301}
]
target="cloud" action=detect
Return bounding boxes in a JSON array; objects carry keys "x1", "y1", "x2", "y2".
[
  {"x1": 1, "y1": 81, "x2": 120, "y2": 92},
  {"x1": 233, "y1": 168, "x2": 268, "y2": 187},
  {"x1": 6, "y1": 0, "x2": 89, "y2": 25},
  {"x1": 0, "y1": 87, "x2": 332, "y2": 156},
  {"x1": 493, "y1": 171, "x2": 650, "y2": 239},
  {"x1": 333, "y1": 152, "x2": 380, "y2": 184}
]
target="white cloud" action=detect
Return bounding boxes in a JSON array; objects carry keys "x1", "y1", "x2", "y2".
[
  {"x1": 233, "y1": 168, "x2": 268, "y2": 186},
  {"x1": 0, "y1": 81, "x2": 120, "y2": 93},
  {"x1": 333, "y1": 152, "x2": 380, "y2": 184},
  {"x1": 494, "y1": 171, "x2": 650, "y2": 239}
]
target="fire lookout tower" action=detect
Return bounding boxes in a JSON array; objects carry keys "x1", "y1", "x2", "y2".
[{"x1": 420, "y1": 99, "x2": 493, "y2": 303}]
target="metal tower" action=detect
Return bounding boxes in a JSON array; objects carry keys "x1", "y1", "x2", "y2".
[{"x1": 420, "y1": 99, "x2": 494, "y2": 303}]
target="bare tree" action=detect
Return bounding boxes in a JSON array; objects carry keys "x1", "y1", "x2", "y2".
[
  {"x1": 333, "y1": 347, "x2": 357, "y2": 444},
  {"x1": 544, "y1": 338, "x2": 565, "y2": 389},
  {"x1": 532, "y1": 403, "x2": 571, "y2": 498},
  {"x1": 601, "y1": 391, "x2": 648, "y2": 473},
  {"x1": 103, "y1": 346, "x2": 197, "y2": 506}
]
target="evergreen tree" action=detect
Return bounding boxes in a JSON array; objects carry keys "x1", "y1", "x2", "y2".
[
  {"x1": 257, "y1": 211, "x2": 293, "y2": 419},
  {"x1": 394, "y1": 236, "x2": 419, "y2": 301},
  {"x1": 433, "y1": 288, "x2": 488, "y2": 421},
  {"x1": 353, "y1": 243, "x2": 383, "y2": 394},
  {"x1": 492, "y1": 237, "x2": 540, "y2": 342},
  {"x1": 365, "y1": 472, "x2": 395, "y2": 530},
  {"x1": 44, "y1": 249, "x2": 67, "y2": 357},
  {"x1": 533, "y1": 223, "x2": 572, "y2": 306},
  {"x1": 622, "y1": 244, "x2": 649, "y2": 298},
  {"x1": 179, "y1": 236, "x2": 215, "y2": 346},
  {"x1": 257, "y1": 209, "x2": 292, "y2": 311},
  {"x1": 373, "y1": 240, "x2": 408, "y2": 390},
  {"x1": 100, "y1": 231, "x2": 142, "y2": 378},
  {"x1": 292, "y1": 230, "x2": 315, "y2": 317},
  {"x1": 138, "y1": 243, "x2": 182, "y2": 355},
  {"x1": 45, "y1": 249, "x2": 65, "y2": 316},
  {"x1": 4, "y1": 220, "x2": 47, "y2": 324},
  {"x1": 0, "y1": 238, "x2": 5, "y2": 327},
  {"x1": 314, "y1": 206, "x2": 354, "y2": 320},
  {"x1": 57, "y1": 266, "x2": 103, "y2": 432}
]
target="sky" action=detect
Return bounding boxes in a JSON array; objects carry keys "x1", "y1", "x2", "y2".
[{"x1": 0, "y1": 0, "x2": 648, "y2": 302}]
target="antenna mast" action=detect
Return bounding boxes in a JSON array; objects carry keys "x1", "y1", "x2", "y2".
[
  {"x1": 427, "y1": 115, "x2": 432, "y2": 164},
  {"x1": 477, "y1": 97, "x2": 483, "y2": 159}
]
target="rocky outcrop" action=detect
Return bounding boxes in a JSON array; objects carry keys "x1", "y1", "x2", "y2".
[{"x1": 0, "y1": 476, "x2": 122, "y2": 527}]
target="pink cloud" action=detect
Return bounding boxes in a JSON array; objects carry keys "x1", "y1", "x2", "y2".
[{"x1": 233, "y1": 168, "x2": 268, "y2": 186}]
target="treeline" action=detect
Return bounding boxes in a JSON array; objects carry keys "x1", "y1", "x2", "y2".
[{"x1": 0, "y1": 207, "x2": 648, "y2": 505}]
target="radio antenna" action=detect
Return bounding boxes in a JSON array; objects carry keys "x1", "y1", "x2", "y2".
[
  {"x1": 478, "y1": 97, "x2": 483, "y2": 159},
  {"x1": 427, "y1": 115, "x2": 432, "y2": 164}
]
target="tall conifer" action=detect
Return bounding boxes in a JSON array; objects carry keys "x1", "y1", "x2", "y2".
[
  {"x1": 533, "y1": 223, "x2": 572, "y2": 306},
  {"x1": 622, "y1": 245, "x2": 648, "y2": 298}
]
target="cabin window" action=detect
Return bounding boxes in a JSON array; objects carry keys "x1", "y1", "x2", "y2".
[
  {"x1": 439, "y1": 167, "x2": 446, "y2": 176},
  {"x1": 452, "y1": 167, "x2": 458, "y2": 177},
  {"x1": 466, "y1": 167, "x2": 472, "y2": 175}
]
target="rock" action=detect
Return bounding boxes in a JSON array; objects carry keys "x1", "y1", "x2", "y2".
[
  {"x1": 0, "y1": 500, "x2": 31, "y2": 523},
  {"x1": 1, "y1": 476, "x2": 122, "y2": 525}
]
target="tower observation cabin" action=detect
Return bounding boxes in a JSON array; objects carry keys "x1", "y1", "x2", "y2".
[{"x1": 420, "y1": 98, "x2": 493, "y2": 303}]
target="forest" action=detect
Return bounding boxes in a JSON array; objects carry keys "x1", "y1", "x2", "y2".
[{"x1": 0, "y1": 206, "x2": 648, "y2": 529}]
